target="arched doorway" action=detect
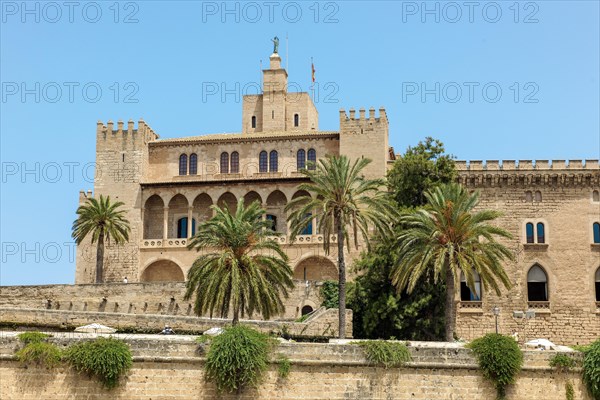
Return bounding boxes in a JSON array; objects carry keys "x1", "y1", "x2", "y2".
[
  {"x1": 144, "y1": 195, "x2": 164, "y2": 239},
  {"x1": 141, "y1": 260, "x2": 185, "y2": 282}
]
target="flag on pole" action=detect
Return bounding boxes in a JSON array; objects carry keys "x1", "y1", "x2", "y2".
[{"x1": 311, "y1": 60, "x2": 316, "y2": 83}]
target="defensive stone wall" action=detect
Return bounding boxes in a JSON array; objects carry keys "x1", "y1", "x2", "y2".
[
  {"x1": 0, "y1": 282, "x2": 351, "y2": 337},
  {"x1": 0, "y1": 333, "x2": 591, "y2": 399}
]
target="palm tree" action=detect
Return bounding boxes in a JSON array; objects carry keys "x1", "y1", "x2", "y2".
[
  {"x1": 391, "y1": 183, "x2": 513, "y2": 341},
  {"x1": 285, "y1": 155, "x2": 396, "y2": 338},
  {"x1": 72, "y1": 195, "x2": 131, "y2": 283},
  {"x1": 184, "y1": 198, "x2": 293, "y2": 325}
]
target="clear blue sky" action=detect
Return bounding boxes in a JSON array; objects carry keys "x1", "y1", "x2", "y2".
[{"x1": 1, "y1": 1, "x2": 599, "y2": 285}]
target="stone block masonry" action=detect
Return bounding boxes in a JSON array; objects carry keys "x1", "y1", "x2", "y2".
[{"x1": 0, "y1": 334, "x2": 592, "y2": 399}]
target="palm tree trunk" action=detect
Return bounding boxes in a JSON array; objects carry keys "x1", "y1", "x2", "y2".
[
  {"x1": 336, "y1": 213, "x2": 346, "y2": 339},
  {"x1": 96, "y1": 232, "x2": 104, "y2": 284},
  {"x1": 444, "y1": 266, "x2": 455, "y2": 342},
  {"x1": 232, "y1": 306, "x2": 239, "y2": 326}
]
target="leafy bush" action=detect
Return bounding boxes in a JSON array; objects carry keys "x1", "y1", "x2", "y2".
[
  {"x1": 64, "y1": 337, "x2": 132, "y2": 389},
  {"x1": 467, "y1": 334, "x2": 523, "y2": 400},
  {"x1": 549, "y1": 354, "x2": 577, "y2": 372},
  {"x1": 357, "y1": 340, "x2": 411, "y2": 368},
  {"x1": 582, "y1": 338, "x2": 600, "y2": 399},
  {"x1": 320, "y1": 281, "x2": 339, "y2": 309},
  {"x1": 17, "y1": 332, "x2": 51, "y2": 344},
  {"x1": 16, "y1": 341, "x2": 62, "y2": 368},
  {"x1": 277, "y1": 355, "x2": 291, "y2": 379},
  {"x1": 204, "y1": 325, "x2": 273, "y2": 393}
]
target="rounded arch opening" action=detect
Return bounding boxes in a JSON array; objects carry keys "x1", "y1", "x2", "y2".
[
  {"x1": 193, "y1": 193, "x2": 213, "y2": 223},
  {"x1": 217, "y1": 192, "x2": 237, "y2": 212},
  {"x1": 168, "y1": 194, "x2": 189, "y2": 238},
  {"x1": 244, "y1": 191, "x2": 262, "y2": 208},
  {"x1": 294, "y1": 256, "x2": 338, "y2": 281},
  {"x1": 144, "y1": 195, "x2": 164, "y2": 239},
  {"x1": 141, "y1": 260, "x2": 184, "y2": 282}
]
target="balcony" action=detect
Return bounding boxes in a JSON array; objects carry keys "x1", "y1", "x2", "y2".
[
  {"x1": 527, "y1": 301, "x2": 551, "y2": 314},
  {"x1": 458, "y1": 301, "x2": 483, "y2": 314},
  {"x1": 140, "y1": 234, "x2": 337, "y2": 249}
]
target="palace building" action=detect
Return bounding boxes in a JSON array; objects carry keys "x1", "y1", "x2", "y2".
[{"x1": 74, "y1": 50, "x2": 600, "y2": 343}]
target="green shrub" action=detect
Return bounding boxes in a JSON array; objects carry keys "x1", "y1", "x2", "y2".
[
  {"x1": 205, "y1": 325, "x2": 273, "y2": 393},
  {"x1": 467, "y1": 334, "x2": 523, "y2": 400},
  {"x1": 320, "y1": 281, "x2": 339, "y2": 309},
  {"x1": 550, "y1": 354, "x2": 577, "y2": 372},
  {"x1": 582, "y1": 338, "x2": 600, "y2": 399},
  {"x1": 16, "y1": 341, "x2": 62, "y2": 368},
  {"x1": 17, "y1": 332, "x2": 51, "y2": 344},
  {"x1": 277, "y1": 355, "x2": 291, "y2": 379},
  {"x1": 64, "y1": 337, "x2": 132, "y2": 389},
  {"x1": 565, "y1": 381, "x2": 574, "y2": 400},
  {"x1": 357, "y1": 340, "x2": 411, "y2": 368}
]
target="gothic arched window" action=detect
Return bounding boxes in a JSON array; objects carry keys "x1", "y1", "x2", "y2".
[
  {"x1": 527, "y1": 265, "x2": 548, "y2": 302},
  {"x1": 220, "y1": 152, "x2": 229, "y2": 174},
  {"x1": 251, "y1": 116, "x2": 256, "y2": 129},
  {"x1": 189, "y1": 153, "x2": 198, "y2": 175},
  {"x1": 178, "y1": 154, "x2": 188, "y2": 176},
  {"x1": 269, "y1": 150, "x2": 278, "y2": 172},
  {"x1": 297, "y1": 149, "x2": 306, "y2": 170},
  {"x1": 294, "y1": 113, "x2": 299, "y2": 127},
  {"x1": 259, "y1": 151, "x2": 268, "y2": 173},
  {"x1": 230, "y1": 152, "x2": 239, "y2": 174},
  {"x1": 307, "y1": 149, "x2": 316, "y2": 170}
]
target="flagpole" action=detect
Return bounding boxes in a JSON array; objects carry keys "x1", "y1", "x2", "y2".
[
  {"x1": 286, "y1": 33, "x2": 289, "y2": 72},
  {"x1": 311, "y1": 57, "x2": 314, "y2": 102}
]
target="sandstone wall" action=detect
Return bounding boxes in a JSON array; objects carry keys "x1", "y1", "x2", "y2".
[
  {"x1": 0, "y1": 334, "x2": 591, "y2": 399},
  {"x1": 0, "y1": 281, "x2": 343, "y2": 326}
]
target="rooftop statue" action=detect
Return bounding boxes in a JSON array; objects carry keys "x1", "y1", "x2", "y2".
[{"x1": 272, "y1": 36, "x2": 279, "y2": 54}]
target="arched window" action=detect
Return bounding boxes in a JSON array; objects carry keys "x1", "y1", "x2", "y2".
[
  {"x1": 525, "y1": 191, "x2": 533, "y2": 202},
  {"x1": 266, "y1": 214, "x2": 277, "y2": 232},
  {"x1": 536, "y1": 222, "x2": 545, "y2": 243},
  {"x1": 596, "y1": 268, "x2": 600, "y2": 301},
  {"x1": 259, "y1": 151, "x2": 268, "y2": 173},
  {"x1": 460, "y1": 271, "x2": 481, "y2": 301},
  {"x1": 527, "y1": 265, "x2": 548, "y2": 302},
  {"x1": 294, "y1": 113, "x2": 299, "y2": 127},
  {"x1": 297, "y1": 149, "x2": 306, "y2": 170},
  {"x1": 301, "y1": 213, "x2": 313, "y2": 235},
  {"x1": 220, "y1": 152, "x2": 229, "y2": 174},
  {"x1": 307, "y1": 149, "x2": 316, "y2": 170},
  {"x1": 230, "y1": 151, "x2": 239, "y2": 174},
  {"x1": 593, "y1": 190, "x2": 599, "y2": 202},
  {"x1": 301, "y1": 305, "x2": 313, "y2": 316},
  {"x1": 534, "y1": 191, "x2": 542, "y2": 202},
  {"x1": 594, "y1": 222, "x2": 600, "y2": 244},
  {"x1": 178, "y1": 154, "x2": 188, "y2": 176},
  {"x1": 177, "y1": 217, "x2": 196, "y2": 238},
  {"x1": 189, "y1": 153, "x2": 198, "y2": 175},
  {"x1": 269, "y1": 150, "x2": 278, "y2": 172},
  {"x1": 251, "y1": 116, "x2": 256, "y2": 129},
  {"x1": 526, "y1": 223, "x2": 535, "y2": 243}
]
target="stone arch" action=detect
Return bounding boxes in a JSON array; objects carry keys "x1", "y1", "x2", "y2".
[
  {"x1": 140, "y1": 259, "x2": 185, "y2": 282},
  {"x1": 298, "y1": 299, "x2": 318, "y2": 317},
  {"x1": 292, "y1": 190, "x2": 313, "y2": 234},
  {"x1": 244, "y1": 191, "x2": 262, "y2": 208},
  {"x1": 193, "y1": 193, "x2": 213, "y2": 223},
  {"x1": 294, "y1": 256, "x2": 338, "y2": 281},
  {"x1": 266, "y1": 190, "x2": 288, "y2": 234},
  {"x1": 292, "y1": 190, "x2": 311, "y2": 200},
  {"x1": 144, "y1": 195, "x2": 164, "y2": 239},
  {"x1": 217, "y1": 192, "x2": 237, "y2": 212},
  {"x1": 168, "y1": 194, "x2": 189, "y2": 238}
]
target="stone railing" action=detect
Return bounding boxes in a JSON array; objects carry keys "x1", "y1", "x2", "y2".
[
  {"x1": 458, "y1": 301, "x2": 483, "y2": 313},
  {"x1": 140, "y1": 235, "x2": 337, "y2": 249},
  {"x1": 527, "y1": 301, "x2": 551, "y2": 313}
]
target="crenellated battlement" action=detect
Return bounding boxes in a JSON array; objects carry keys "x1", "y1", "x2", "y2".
[
  {"x1": 339, "y1": 107, "x2": 388, "y2": 126},
  {"x1": 456, "y1": 159, "x2": 599, "y2": 171},
  {"x1": 78, "y1": 189, "x2": 93, "y2": 204},
  {"x1": 96, "y1": 118, "x2": 159, "y2": 141}
]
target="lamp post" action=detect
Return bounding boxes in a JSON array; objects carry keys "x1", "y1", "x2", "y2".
[{"x1": 492, "y1": 306, "x2": 500, "y2": 334}]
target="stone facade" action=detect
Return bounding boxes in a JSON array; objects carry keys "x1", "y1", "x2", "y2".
[
  {"x1": 453, "y1": 160, "x2": 600, "y2": 345},
  {"x1": 65, "y1": 49, "x2": 600, "y2": 343},
  {"x1": 0, "y1": 334, "x2": 591, "y2": 399}
]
